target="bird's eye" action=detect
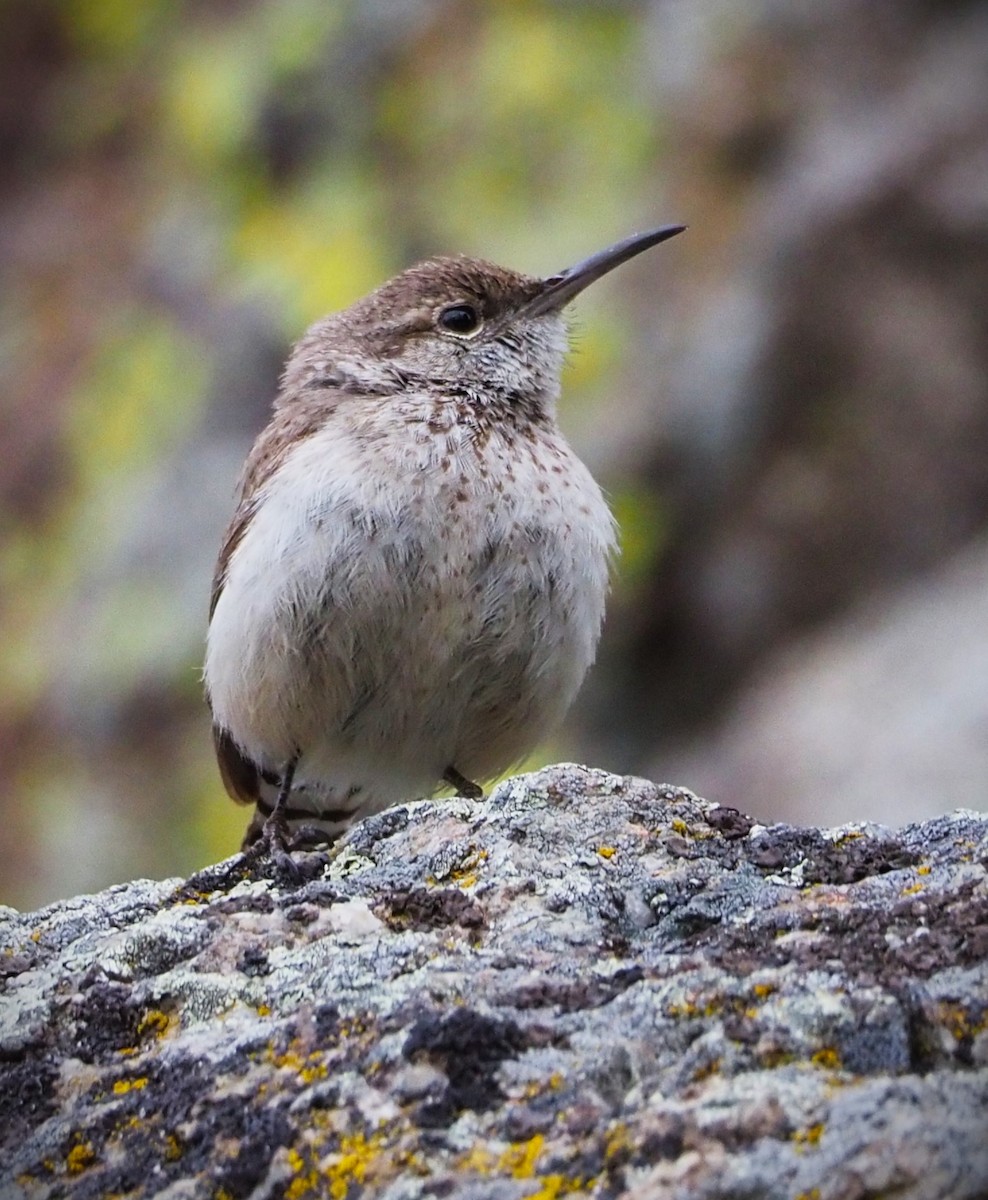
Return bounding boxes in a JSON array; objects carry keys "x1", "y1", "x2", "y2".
[{"x1": 438, "y1": 304, "x2": 482, "y2": 336}]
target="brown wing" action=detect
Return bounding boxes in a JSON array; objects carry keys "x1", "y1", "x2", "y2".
[
  {"x1": 209, "y1": 496, "x2": 256, "y2": 621},
  {"x1": 207, "y1": 394, "x2": 339, "y2": 803},
  {"x1": 213, "y1": 723, "x2": 262, "y2": 806},
  {"x1": 208, "y1": 396, "x2": 337, "y2": 619}
]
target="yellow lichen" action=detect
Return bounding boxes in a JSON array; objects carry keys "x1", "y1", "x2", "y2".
[
  {"x1": 499, "y1": 1135, "x2": 545, "y2": 1179},
  {"x1": 394, "y1": 1147, "x2": 429, "y2": 1176},
  {"x1": 457, "y1": 1137, "x2": 590, "y2": 1196},
  {"x1": 810, "y1": 1047, "x2": 841, "y2": 1070},
  {"x1": 916, "y1": 864, "x2": 931, "y2": 875},
  {"x1": 792, "y1": 1122, "x2": 825, "y2": 1148},
  {"x1": 459, "y1": 1144, "x2": 496, "y2": 1175},
  {"x1": 596, "y1": 845, "x2": 616, "y2": 859},
  {"x1": 447, "y1": 849, "x2": 489, "y2": 889},
  {"x1": 691, "y1": 1057, "x2": 721, "y2": 1081},
  {"x1": 664, "y1": 1001, "x2": 699, "y2": 1019},
  {"x1": 112, "y1": 1076, "x2": 148, "y2": 1095},
  {"x1": 269, "y1": 1045, "x2": 329, "y2": 1083},
  {"x1": 524, "y1": 1174, "x2": 594, "y2": 1198},
  {"x1": 937, "y1": 1001, "x2": 988, "y2": 1041},
  {"x1": 66, "y1": 1142, "x2": 96, "y2": 1174},
  {"x1": 671, "y1": 818, "x2": 688, "y2": 835},
  {"x1": 136, "y1": 1009, "x2": 171, "y2": 1039},
  {"x1": 901, "y1": 882, "x2": 924, "y2": 896},
  {"x1": 285, "y1": 1145, "x2": 320, "y2": 1200},
  {"x1": 326, "y1": 1131, "x2": 383, "y2": 1199},
  {"x1": 753, "y1": 982, "x2": 776, "y2": 999},
  {"x1": 665, "y1": 993, "x2": 723, "y2": 1019},
  {"x1": 604, "y1": 1123, "x2": 629, "y2": 1161}
]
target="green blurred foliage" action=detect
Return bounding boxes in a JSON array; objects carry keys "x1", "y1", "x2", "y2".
[
  {"x1": 67, "y1": 313, "x2": 207, "y2": 477},
  {"x1": 610, "y1": 485, "x2": 671, "y2": 588}
]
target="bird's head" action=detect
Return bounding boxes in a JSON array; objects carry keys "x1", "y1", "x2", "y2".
[{"x1": 281, "y1": 225, "x2": 686, "y2": 411}]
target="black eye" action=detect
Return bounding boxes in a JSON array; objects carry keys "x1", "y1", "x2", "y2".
[{"x1": 438, "y1": 304, "x2": 481, "y2": 335}]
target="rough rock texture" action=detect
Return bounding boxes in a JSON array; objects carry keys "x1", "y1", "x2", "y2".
[{"x1": 2, "y1": 765, "x2": 987, "y2": 1200}]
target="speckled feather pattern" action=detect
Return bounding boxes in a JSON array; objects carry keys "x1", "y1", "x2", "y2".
[{"x1": 204, "y1": 255, "x2": 617, "y2": 840}]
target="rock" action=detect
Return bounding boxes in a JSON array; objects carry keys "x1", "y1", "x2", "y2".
[{"x1": 1, "y1": 765, "x2": 986, "y2": 1199}]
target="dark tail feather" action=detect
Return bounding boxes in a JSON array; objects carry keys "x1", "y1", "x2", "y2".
[{"x1": 213, "y1": 724, "x2": 263, "y2": 806}]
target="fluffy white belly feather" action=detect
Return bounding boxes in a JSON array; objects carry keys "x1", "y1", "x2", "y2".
[{"x1": 204, "y1": 422, "x2": 614, "y2": 811}]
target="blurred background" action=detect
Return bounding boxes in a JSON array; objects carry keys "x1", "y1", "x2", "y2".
[{"x1": 2, "y1": 0, "x2": 986, "y2": 910}]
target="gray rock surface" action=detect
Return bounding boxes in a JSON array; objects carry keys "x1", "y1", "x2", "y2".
[{"x1": 2, "y1": 764, "x2": 987, "y2": 1199}]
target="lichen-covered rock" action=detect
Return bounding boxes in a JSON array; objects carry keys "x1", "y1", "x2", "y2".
[{"x1": 1, "y1": 765, "x2": 987, "y2": 1200}]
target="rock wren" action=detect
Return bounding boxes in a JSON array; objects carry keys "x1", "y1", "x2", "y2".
[{"x1": 205, "y1": 225, "x2": 685, "y2": 863}]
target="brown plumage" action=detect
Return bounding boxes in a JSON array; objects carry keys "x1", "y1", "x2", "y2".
[{"x1": 204, "y1": 227, "x2": 685, "y2": 859}]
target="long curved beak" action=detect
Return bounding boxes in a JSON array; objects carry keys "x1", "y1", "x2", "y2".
[{"x1": 521, "y1": 224, "x2": 687, "y2": 318}]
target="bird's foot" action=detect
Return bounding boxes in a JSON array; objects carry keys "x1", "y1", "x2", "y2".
[
  {"x1": 287, "y1": 822, "x2": 337, "y2": 852},
  {"x1": 443, "y1": 765, "x2": 484, "y2": 800},
  {"x1": 241, "y1": 807, "x2": 303, "y2": 884}
]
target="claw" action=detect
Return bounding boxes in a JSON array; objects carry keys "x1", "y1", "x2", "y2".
[
  {"x1": 443, "y1": 765, "x2": 484, "y2": 799},
  {"x1": 240, "y1": 754, "x2": 304, "y2": 883}
]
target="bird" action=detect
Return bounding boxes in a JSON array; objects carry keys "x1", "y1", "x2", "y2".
[{"x1": 204, "y1": 224, "x2": 685, "y2": 867}]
